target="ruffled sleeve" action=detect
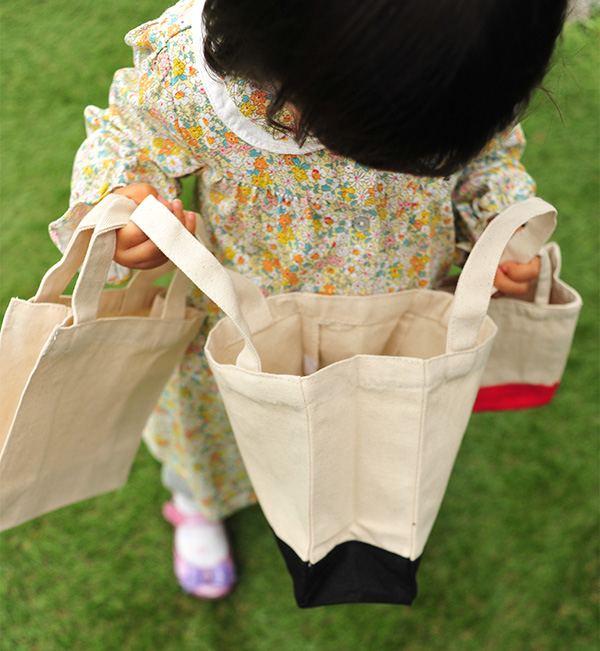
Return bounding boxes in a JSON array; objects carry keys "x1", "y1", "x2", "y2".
[
  {"x1": 452, "y1": 124, "x2": 536, "y2": 264},
  {"x1": 49, "y1": 2, "x2": 203, "y2": 283}
]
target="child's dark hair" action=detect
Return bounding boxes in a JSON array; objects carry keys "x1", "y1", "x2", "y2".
[{"x1": 203, "y1": 0, "x2": 568, "y2": 176}]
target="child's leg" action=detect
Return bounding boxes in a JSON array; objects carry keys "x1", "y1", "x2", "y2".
[
  {"x1": 142, "y1": 310, "x2": 256, "y2": 598},
  {"x1": 162, "y1": 465, "x2": 236, "y2": 599},
  {"x1": 144, "y1": 314, "x2": 257, "y2": 519}
]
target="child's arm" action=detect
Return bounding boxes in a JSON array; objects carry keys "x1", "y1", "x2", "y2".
[
  {"x1": 452, "y1": 125, "x2": 541, "y2": 297},
  {"x1": 49, "y1": 10, "x2": 204, "y2": 280}
]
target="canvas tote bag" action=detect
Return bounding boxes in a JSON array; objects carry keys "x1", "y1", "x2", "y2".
[
  {"x1": 0, "y1": 195, "x2": 204, "y2": 532},
  {"x1": 129, "y1": 195, "x2": 557, "y2": 607},
  {"x1": 473, "y1": 241, "x2": 582, "y2": 410}
]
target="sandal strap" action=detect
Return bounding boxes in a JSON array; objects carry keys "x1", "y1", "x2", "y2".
[
  {"x1": 174, "y1": 550, "x2": 236, "y2": 591},
  {"x1": 162, "y1": 501, "x2": 212, "y2": 527}
]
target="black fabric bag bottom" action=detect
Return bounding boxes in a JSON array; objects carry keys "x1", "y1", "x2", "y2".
[{"x1": 274, "y1": 534, "x2": 421, "y2": 608}]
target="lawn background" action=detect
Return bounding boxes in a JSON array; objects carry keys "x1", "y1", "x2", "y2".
[{"x1": 0, "y1": 3, "x2": 598, "y2": 650}]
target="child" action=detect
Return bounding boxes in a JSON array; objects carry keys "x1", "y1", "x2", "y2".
[{"x1": 50, "y1": 0, "x2": 568, "y2": 599}]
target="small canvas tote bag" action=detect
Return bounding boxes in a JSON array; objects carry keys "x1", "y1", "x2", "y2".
[
  {"x1": 129, "y1": 195, "x2": 557, "y2": 607},
  {"x1": 0, "y1": 195, "x2": 204, "y2": 531},
  {"x1": 473, "y1": 241, "x2": 582, "y2": 410}
]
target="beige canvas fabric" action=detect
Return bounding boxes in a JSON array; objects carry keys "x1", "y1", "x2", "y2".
[
  {"x1": 129, "y1": 195, "x2": 557, "y2": 566},
  {"x1": 481, "y1": 241, "x2": 582, "y2": 388},
  {"x1": 0, "y1": 195, "x2": 204, "y2": 531}
]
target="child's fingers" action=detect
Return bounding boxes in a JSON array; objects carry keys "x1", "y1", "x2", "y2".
[
  {"x1": 156, "y1": 195, "x2": 172, "y2": 209},
  {"x1": 114, "y1": 238, "x2": 168, "y2": 269},
  {"x1": 171, "y1": 198, "x2": 185, "y2": 221},
  {"x1": 171, "y1": 199, "x2": 197, "y2": 235},
  {"x1": 115, "y1": 221, "x2": 151, "y2": 249},
  {"x1": 121, "y1": 210, "x2": 196, "y2": 269},
  {"x1": 115, "y1": 222, "x2": 167, "y2": 269},
  {"x1": 185, "y1": 211, "x2": 197, "y2": 234},
  {"x1": 113, "y1": 183, "x2": 159, "y2": 205},
  {"x1": 500, "y1": 256, "x2": 541, "y2": 282},
  {"x1": 493, "y1": 267, "x2": 530, "y2": 296},
  {"x1": 113, "y1": 184, "x2": 173, "y2": 211},
  {"x1": 113, "y1": 195, "x2": 196, "y2": 269}
]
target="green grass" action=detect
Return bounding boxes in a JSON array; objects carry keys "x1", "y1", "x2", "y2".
[{"x1": 1, "y1": 3, "x2": 598, "y2": 649}]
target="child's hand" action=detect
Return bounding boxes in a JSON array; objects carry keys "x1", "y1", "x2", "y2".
[
  {"x1": 111, "y1": 184, "x2": 196, "y2": 269},
  {"x1": 493, "y1": 256, "x2": 541, "y2": 298}
]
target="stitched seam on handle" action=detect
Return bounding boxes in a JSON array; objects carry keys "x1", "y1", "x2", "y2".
[
  {"x1": 299, "y1": 376, "x2": 315, "y2": 565},
  {"x1": 409, "y1": 365, "x2": 427, "y2": 560}
]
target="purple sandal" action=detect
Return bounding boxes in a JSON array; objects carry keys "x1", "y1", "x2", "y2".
[{"x1": 163, "y1": 502, "x2": 236, "y2": 599}]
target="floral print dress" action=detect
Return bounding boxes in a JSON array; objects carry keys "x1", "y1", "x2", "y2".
[{"x1": 50, "y1": 0, "x2": 535, "y2": 520}]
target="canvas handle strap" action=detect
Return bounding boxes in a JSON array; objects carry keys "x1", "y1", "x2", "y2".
[
  {"x1": 121, "y1": 263, "x2": 192, "y2": 321},
  {"x1": 533, "y1": 244, "x2": 553, "y2": 306},
  {"x1": 34, "y1": 194, "x2": 133, "y2": 303},
  {"x1": 448, "y1": 197, "x2": 557, "y2": 353},
  {"x1": 131, "y1": 195, "x2": 265, "y2": 372},
  {"x1": 35, "y1": 195, "x2": 190, "y2": 324}
]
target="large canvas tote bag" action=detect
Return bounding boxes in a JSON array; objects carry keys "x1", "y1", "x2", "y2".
[
  {"x1": 0, "y1": 195, "x2": 204, "y2": 531},
  {"x1": 130, "y1": 195, "x2": 557, "y2": 607},
  {"x1": 473, "y1": 241, "x2": 582, "y2": 411}
]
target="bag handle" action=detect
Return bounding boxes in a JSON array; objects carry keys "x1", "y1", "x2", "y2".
[
  {"x1": 131, "y1": 195, "x2": 265, "y2": 372},
  {"x1": 36, "y1": 195, "x2": 189, "y2": 324},
  {"x1": 70, "y1": 200, "x2": 138, "y2": 322},
  {"x1": 34, "y1": 194, "x2": 134, "y2": 304},
  {"x1": 120, "y1": 263, "x2": 192, "y2": 321},
  {"x1": 448, "y1": 197, "x2": 557, "y2": 353},
  {"x1": 532, "y1": 244, "x2": 553, "y2": 306},
  {"x1": 128, "y1": 195, "x2": 556, "y2": 363}
]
